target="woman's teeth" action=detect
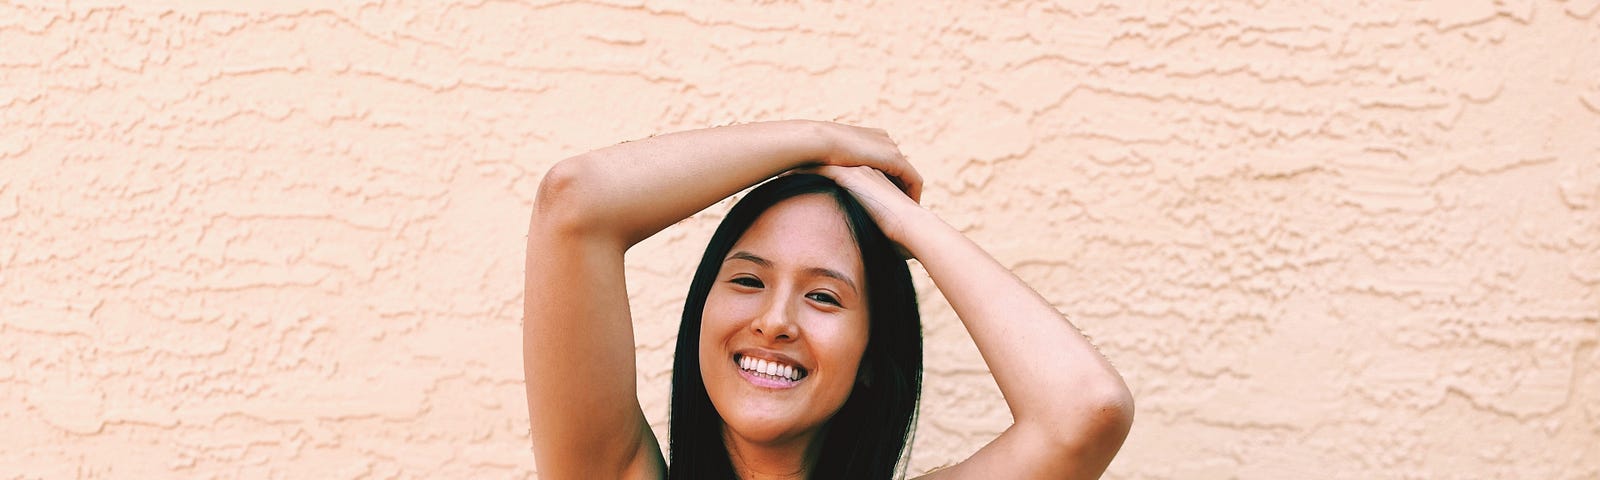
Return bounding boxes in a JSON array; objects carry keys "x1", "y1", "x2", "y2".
[{"x1": 739, "y1": 355, "x2": 805, "y2": 381}]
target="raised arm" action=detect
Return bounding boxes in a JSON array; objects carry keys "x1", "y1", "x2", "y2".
[
  {"x1": 815, "y1": 166, "x2": 1134, "y2": 480},
  {"x1": 523, "y1": 121, "x2": 918, "y2": 478}
]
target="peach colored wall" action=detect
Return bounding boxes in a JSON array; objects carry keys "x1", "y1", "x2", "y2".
[{"x1": 3, "y1": 1, "x2": 1597, "y2": 478}]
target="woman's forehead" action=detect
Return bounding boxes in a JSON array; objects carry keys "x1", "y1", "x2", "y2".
[{"x1": 727, "y1": 195, "x2": 862, "y2": 273}]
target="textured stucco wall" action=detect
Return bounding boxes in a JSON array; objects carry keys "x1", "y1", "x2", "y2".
[{"x1": 4, "y1": 1, "x2": 1598, "y2": 478}]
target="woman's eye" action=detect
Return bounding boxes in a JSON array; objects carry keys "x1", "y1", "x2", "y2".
[
  {"x1": 806, "y1": 292, "x2": 840, "y2": 306},
  {"x1": 731, "y1": 277, "x2": 763, "y2": 288}
]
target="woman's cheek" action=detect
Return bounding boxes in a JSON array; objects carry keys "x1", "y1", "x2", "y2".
[
  {"x1": 842, "y1": 316, "x2": 871, "y2": 368},
  {"x1": 704, "y1": 289, "x2": 759, "y2": 331},
  {"x1": 806, "y1": 312, "x2": 869, "y2": 365}
]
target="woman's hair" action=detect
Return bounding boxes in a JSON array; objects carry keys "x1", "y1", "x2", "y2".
[{"x1": 668, "y1": 173, "x2": 923, "y2": 479}]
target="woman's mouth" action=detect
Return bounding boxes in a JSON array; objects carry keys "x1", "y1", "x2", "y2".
[{"x1": 734, "y1": 354, "x2": 807, "y2": 388}]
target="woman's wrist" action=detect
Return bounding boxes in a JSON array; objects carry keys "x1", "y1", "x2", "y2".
[
  {"x1": 714, "y1": 120, "x2": 858, "y2": 182},
  {"x1": 891, "y1": 206, "x2": 954, "y2": 260},
  {"x1": 797, "y1": 120, "x2": 844, "y2": 167}
]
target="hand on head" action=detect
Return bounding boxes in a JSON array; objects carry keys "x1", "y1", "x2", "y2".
[
  {"x1": 786, "y1": 123, "x2": 928, "y2": 258},
  {"x1": 810, "y1": 123, "x2": 922, "y2": 203}
]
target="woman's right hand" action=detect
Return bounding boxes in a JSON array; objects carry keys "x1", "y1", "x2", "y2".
[{"x1": 813, "y1": 122, "x2": 923, "y2": 203}]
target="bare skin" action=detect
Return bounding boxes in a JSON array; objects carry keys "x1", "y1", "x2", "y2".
[
  {"x1": 706, "y1": 194, "x2": 869, "y2": 480},
  {"x1": 524, "y1": 120, "x2": 1133, "y2": 479}
]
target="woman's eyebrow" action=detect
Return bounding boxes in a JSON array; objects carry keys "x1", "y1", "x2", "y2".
[
  {"x1": 725, "y1": 251, "x2": 771, "y2": 267},
  {"x1": 725, "y1": 251, "x2": 859, "y2": 294},
  {"x1": 806, "y1": 267, "x2": 858, "y2": 294}
]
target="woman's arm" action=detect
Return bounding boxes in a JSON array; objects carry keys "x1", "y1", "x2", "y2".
[
  {"x1": 535, "y1": 121, "x2": 920, "y2": 246},
  {"x1": 523, "y1": 122, "x2": 918, "y2": 478},
  {"x1": 816, "y1": 166, "x2": 1133, "y2": 480}
]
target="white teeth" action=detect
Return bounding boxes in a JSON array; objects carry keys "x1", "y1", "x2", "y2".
[{"x1": 738, "y1": 355, "x2": 804, "y2": 382}]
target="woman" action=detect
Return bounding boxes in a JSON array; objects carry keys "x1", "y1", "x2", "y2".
[{"x1": 524, "y1": 120, "x2": 1133, "y2": 479}]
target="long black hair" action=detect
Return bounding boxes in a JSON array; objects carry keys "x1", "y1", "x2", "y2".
[{"x1": 668, "y1": 173, "x2": 923, "y2": 479}]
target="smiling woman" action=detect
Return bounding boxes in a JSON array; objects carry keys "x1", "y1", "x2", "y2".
[
  {"x1": 523, "y1": 121, "x2": 1134, "y2": 480},
  {"x1": 678, "y1": 175, "x2": 922, "y2": 478}
]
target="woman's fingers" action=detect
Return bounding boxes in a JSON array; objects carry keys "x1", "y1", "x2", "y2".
[
  {"x1": 817, "y1": 165, "x2": 915, "y2": 208},
  {"x1": 871, "y1": 160, "x2": 919, "y2": 204},
  {"x1": 867, "y1": 128, "x2": 921, "y2": 202},
  {"x1": 819, "y1": 122, "x2": 922, "y2": 203},
  {"x1": 896, "y1": 163, "x2": 923, "y2": 204},
  {"x1": 812, "y1": 165, "x2": 922, "y2": 259}
]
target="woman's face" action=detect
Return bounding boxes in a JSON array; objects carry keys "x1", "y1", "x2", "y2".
[{"x1": 699, "y1": 193, "x2": 870, "y2": 445}]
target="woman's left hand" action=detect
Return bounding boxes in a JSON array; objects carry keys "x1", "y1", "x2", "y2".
[{"x1": 810, "y1": 165, "x2": 929, "y2": 258}]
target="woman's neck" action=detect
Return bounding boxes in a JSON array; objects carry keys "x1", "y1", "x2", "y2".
[{"x1": 721, "y1": 424, "x2": 826, "y2": 480}]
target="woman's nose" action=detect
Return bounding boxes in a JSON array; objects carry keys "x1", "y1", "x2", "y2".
[{"x1": 750, "y1": 296, "x2": 799, "y2": 341}]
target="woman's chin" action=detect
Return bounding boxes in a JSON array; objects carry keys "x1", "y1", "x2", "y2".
[{"x1": 719, "y1": 408, "x2": 817, "y2": 445}]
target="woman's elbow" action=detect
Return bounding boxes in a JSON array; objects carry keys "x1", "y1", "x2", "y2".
[
  {"x1": 1048, "y1": 382, "x2": 1135, "y2": 453},
  {"x1": 530, "y1": 157, "x2": 598, "y2": 234},
  {"x1": 1088, "y1": 385, "x2": 1134, "y2": 437}
]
